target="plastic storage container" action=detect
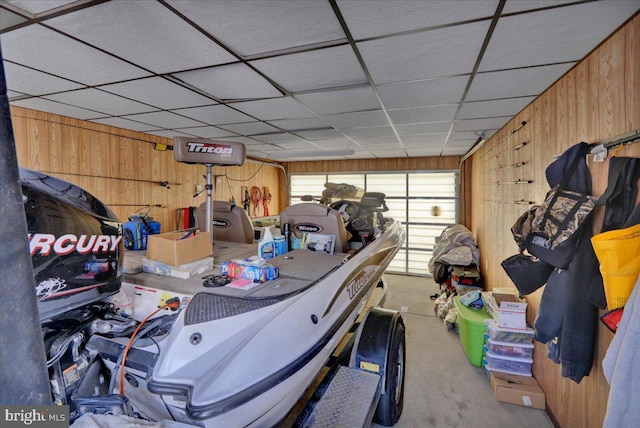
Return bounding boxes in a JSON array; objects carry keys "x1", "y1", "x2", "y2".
[
  {"x1": 485, "y1": 351, "x2": 533, "y2": 376},
  {"x1": 484, "y1": 319, "x2": 535, "y2": 344},
  {"x1": 142, "y1": 256, "x2": 213, "y2": 279},
  {"x1": 487, "y1": 338, "x2": 534, "y2": 358},
  {"x1": 454, "y1": 296, "x2": 492, "y2": 367}
]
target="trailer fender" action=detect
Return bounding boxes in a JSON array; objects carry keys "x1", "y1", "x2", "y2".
[{"x1": 350, "y1": 307, "x2": 405, "y2": 426}]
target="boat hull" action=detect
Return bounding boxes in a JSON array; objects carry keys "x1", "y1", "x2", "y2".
[{"x1": 145, "y1": 220, "x2": 405, "y2": 426}]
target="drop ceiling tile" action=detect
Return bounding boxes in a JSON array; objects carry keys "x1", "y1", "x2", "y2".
[
  {"x1": 3, "y1": 0, "x2": 78, "y2": 15},
  {"x1": 45, "y1": 89, "x2": 156, "y2": 116},
  {"x1": 371, "y1": 149, "x2": 408, "y2": 158},
  {"x1": 267, "y1": 117, "x2": 329, "y2": 131},
  {"x1": 407, "y1": 149, "x2": 441, "y2": 158},
  {"x1": 176, "y1": 126, "x2": 238, "y2": 139},
  {"x1": 467, "y1": 63, "x2": 575, "y2": 101},
  {"x1": 217, "y1": 136, "x2": 265, "y2": 145},
  {"x1": 100, "y1": 77, "x2": 215, "y2": 110},
  {"x1": 0, "y1": 7, "x2": 28, "y2": 31},
  {"x1": 173, "y1": 63, "x2": 281, "y2": 100},
  {"x1": 230, "y1": 97, "x2": 314, "y2": 121},
  {"x1": 351, "y1": 136, "x2": 401, "y2": 146},
  {"x1": 357, "y1": 21, "x2": 490, "y2": 84},
  {"x1": 338, "y1": 0, "x2": 498, "y2": 39},
  {"x1": 441, "y1": 146, "x2": 469, "y2": 156},
  {"x1": 446, "y1": 139, "x2": 478, "y2": 148},
  {"x1": 146, "y1": 129, "x2": 195, "y2": 138},
  {"x1": 252, "y1": 133, "x2": 307, "y2": 144},
  {"x1": 45, "y1": 1, "x2": 236, "y2": 73},
  {"x1": 401, "y1": 133, "x2": 449, "y2": 145},
  {"x1": 388, "y1": 105, "x2": 458, "y2": 125},
  {"x1": 1, "y1": 25, "x2": 150, "y2": 85},
  {"x1": 294, "y1": 129, "x2": 345, "y2": 141},
  {"x1": 296, "y1": 86, "x2": 380, "y2": 115},
  {"x1": 405, "y1": 147, "x2": 445, "y2": 157},
  {"x1": 9, "y1": 97, "x2": 103, "y2": 120},
  {"x1": 247, "y1": 150, "x2": 270, "y2": 159},
  {"x1": 166, "y1": 0, "x2": 345, "y2": 56},
  {"x1": 458, "y1": 97, "x2": 535, "y2": 119},
  {"x1": 402, "y1": 142, "x2": 445, "y2": 152},
  {"x1": 317, "y1": 155, "x2": 354, "y2": 160},
  {"x1": 7, "y1": 90, "x2": 26, "y2": 99},
  {"x1": 219, "y1": 122, "x2": 280, "y2": 135},
  {"x1": 378, "y1": 76, "x2": 469, "y2": 109},
  {"x1": 270, "y1": 155, "x2": 316, "y2": 161},
  {"x1": 274, "y1": 141, "x2": 320, "y2": 150},
  {"x1": 502, "y1": 1, "x2": 576, "y2": 14},
  {"x1": 454, "y1": 117, "x2": 511, "y2": 132},
  {"x1": 396, "y1": 122, "x2": 451, "y2": 135},
  {"x1": 450, "y1": 131, "x2": 483, "y2": 142},
  {"x1": 350, "y1": 151, "x2": 377, "y2": 159},
  {"x1": 343, "y1": 126, "x2": 397, "y2": 139},
  {"x1": 239, "y1": 143, "x2": 277, "y2": 152},
  {"x1": 3, "y1": 61, "x2": 84, "y2": 95},
  {"x1": 88, "y1": 117, "x2": 161, "y2": 132},
  {"x1": 251, "y1": 45, "x2": 368, "y2": 92},
  {"x1": 122, "y1": 111, "x2": 205, "y2": 129},
  {"x1": 310, "y1": 139, "x2": 353, "y2": 149},
  {"x1": 275, "y1": 140, "x2": 322, "y2": 148},
  {"x1": 480, "y1": 1, "x2": 639, "y2": 71},
  {"x1": 171, "y1": 105, "x2": 254, "y2": 125},
  {"x1": 450, "y1": 130, "x2": 497, "y2": 142},
  {"x1": 325, "y1": 110, "x2": 390, "y2": 129}
]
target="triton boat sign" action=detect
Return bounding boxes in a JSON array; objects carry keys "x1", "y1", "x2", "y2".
[
  {"x1": 293, "y1": 223, "x2": 323, "y2": 233},
  {"x1": 212, "y1": 219, "x2": 231, "y2": 228},
  {"x1": 186, "y1": 142, "x2": 234, "y2": 155}
]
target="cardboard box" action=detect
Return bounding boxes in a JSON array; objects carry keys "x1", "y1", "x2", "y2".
[
  {"x1": 146, "y1": 231, "x2": 212, "y2": 266},
  {"x1": 490, "y1": 371, "x2": 545, "y2": 410},
  {"x1": 498, "y1": 301, "x2": 528, "y2": 330}
]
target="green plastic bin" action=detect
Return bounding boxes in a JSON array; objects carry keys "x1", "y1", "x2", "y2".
[{"x1": 454, "y1": 296, "x2": 492, "y2": 367}]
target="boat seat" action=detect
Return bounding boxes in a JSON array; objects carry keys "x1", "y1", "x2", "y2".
[
  {"x1": 280, "y1": 203, "x2": 349, "y2": 253},
  {"x1": 197, "y1": 201, "x2": 255, "y2": 244}
]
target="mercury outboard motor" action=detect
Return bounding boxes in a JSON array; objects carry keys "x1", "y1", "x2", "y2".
[
  {"x1": 20, "y1": 168, "x2": 138, "y2": 417},
  {"x1": 20, "y1": 168, "x2": 123, "y2": 321}
]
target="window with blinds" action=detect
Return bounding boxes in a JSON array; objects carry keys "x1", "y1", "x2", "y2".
[{"x1": 289, "y1": 171, "x2": 459, "y2": 276}]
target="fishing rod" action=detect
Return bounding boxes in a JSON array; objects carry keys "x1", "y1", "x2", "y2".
[{"x1": 40, "y1": 170, "x2": 180, "y2": 188}]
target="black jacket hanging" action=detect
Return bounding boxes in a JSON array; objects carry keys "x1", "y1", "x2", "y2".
[{"x1": 597, "y1": 157, "x2": 640, "y2": 232}]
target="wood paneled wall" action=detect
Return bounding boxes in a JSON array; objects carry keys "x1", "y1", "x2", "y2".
[
  {"x1": 10, "y1": 106, "x2": 283, "y2": 230},
  {"x1": 470, "y1": 14, "x2": 639, "y2": 428}
]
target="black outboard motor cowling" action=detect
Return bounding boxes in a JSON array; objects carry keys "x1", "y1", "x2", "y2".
[{"x1": 20, "y1": 168, "x2": 123, "y2": 322}]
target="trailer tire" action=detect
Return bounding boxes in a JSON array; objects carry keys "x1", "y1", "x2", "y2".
[{"x1": 351, "y1": 308, "x2": 405, "y2": 426}]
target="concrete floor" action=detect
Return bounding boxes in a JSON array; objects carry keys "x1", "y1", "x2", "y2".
[{"x1": 372, "y1": 274, "x2": 554, "y2": 428}]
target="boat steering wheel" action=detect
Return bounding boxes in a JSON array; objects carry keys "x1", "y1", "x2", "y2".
[{"x1": 329, "y1": 200, "x2": 360, "y2": 224}]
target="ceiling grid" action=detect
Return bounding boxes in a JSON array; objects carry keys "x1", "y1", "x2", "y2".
[{"x1": 0, "y1": 0, "x2": 637, "y2": 160}]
